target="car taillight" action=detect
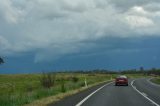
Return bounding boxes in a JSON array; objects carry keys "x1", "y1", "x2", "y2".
[{"x1": 116, "y1": 78, "x2": 127, "y2": 81}]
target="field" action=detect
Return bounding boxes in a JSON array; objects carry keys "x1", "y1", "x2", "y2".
[
  {"x1": 0, "y1": 73, "x2": 113, "y2": 106},
  {"x1": 151, "y1": 77, "x2": 160, "y2": 85}
]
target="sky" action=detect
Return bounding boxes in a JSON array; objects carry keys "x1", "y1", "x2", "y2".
[{"x1": 0, "y1": 0, "x2": 160, "y2": 73}]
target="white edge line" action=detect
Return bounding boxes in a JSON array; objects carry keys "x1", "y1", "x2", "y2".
[
  {"x1": 76, "y1": 81, "x2": 113, "y2": 106},
  {"x1": 131, "y1": 80, "x2": 160, "y2": 106},
  {"x1": 147, "y1": 78, "x2": 160, "y2": 87}
]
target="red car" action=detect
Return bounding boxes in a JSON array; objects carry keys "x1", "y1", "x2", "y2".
[{"x1": 115, "y1": 75, "x2": 128, "y2": 86}]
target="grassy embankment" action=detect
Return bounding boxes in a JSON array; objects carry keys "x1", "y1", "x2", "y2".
[
  {"x1": 150, "y1": 76, "x2": 160, "y2": 85},
  {"x1": 0, "y1": 73, "x2": 113, "y2": 106}
]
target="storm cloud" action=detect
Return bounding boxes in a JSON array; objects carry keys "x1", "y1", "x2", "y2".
[{"x1": 0, "y1": 0, "x2": 160, "y2": 63}]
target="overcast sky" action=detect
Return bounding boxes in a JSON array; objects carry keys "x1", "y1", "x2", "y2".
[{"x1": 0, "y1": 0, "x2": 160, "y2": 73}]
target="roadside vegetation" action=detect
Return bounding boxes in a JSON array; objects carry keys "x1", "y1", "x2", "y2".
[
  {"x1": 0, "y1": 73, "x2": 111, "y2": 106},
  {"x1": 0, "y1": 67, "x2": 159, "y2": 106},
  {"x1": 150, "y1": 77, "x2": 160, "y2": 85}
]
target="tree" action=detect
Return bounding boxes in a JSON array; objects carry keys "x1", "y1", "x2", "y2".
[
  {"x1": 0, "y1": 57, "x2": 4, "y2": 64},
  {"x1": 140, "y1": 66, "x2": 144, "y2": 71}
]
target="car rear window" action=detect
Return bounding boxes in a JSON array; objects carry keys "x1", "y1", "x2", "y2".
[{"x1": 117, "y1": 75, "x2": 127, "y2": 78}]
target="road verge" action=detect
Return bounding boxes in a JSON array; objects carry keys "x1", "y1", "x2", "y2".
[
  {"x1": 24, "y1": 80, "x2": 112, "y2": 106},
  {"x1": 149, "y1": 77, "x2": 160, "y2": 86}
]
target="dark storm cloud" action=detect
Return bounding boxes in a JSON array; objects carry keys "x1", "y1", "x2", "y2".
[{"x1": 0, "y1": 0, "x2": 160, "y2": 63}]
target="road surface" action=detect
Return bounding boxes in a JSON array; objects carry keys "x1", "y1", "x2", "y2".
[{"x1": 49, "y1": 78, "x2": 160, "y2": 106}]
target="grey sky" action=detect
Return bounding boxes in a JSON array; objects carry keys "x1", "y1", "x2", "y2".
[{"x1": 0, "y1": 0, "x2": 160, "y2": 63}]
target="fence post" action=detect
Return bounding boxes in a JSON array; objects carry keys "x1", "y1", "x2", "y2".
[{"x1": 85, "y1": 77, "x2": 88, "y2": 87}]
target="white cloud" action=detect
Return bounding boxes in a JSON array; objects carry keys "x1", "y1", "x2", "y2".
[
  {"x1": 125, "y1": 15, "x2": 154, "y2": 27},
  {"x1": 131, "y1": 6, "x2": 148, "y2": 15},
  {"x1": 0, "y1": 36, "x2": 10, "y2": 52},
  {"x1": 0, "y1": 0, "x2": 160, "y2": 62},
  {"x1": 124, "y1": 6, "x2": 154, "y2": 28},
  {"x1": 0, "y1": 0, "x2": 23, "y2": 24}
]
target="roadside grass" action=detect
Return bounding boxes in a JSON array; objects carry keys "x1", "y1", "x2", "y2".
[
  {"x1": 150, "y1": 77, "x2": 160, "y2": 85},
  {"x1": 0, "y1": 73, "x2": 112, "y2": 106},
  {"x1": 24, "y1": 80, "x2": 112, "y2": 106},
  {"x1": 125, "y1": 74, "x2": 148, "y2": 79}
]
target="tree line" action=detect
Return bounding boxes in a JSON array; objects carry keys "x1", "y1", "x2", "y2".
[{"x1": 57, "y1": 68, "x2": 160, "y2": 76}]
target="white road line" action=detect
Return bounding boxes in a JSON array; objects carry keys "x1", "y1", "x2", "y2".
[
  {"x1": 142, "y1": 92, "x2": 147, "y2": 97},
  {"x1": 76, "y1": 81, "x2": 113, "y2": 106},
  {"x1": 131, "y1": 80, "x2": 160, "y2": 106},
  {"x1": 147, "y1": 78, "x2": 160, "y2": 87}
]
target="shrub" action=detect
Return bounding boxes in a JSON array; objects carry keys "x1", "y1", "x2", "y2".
[
  {"x1": 39, "y1": 73, "x2": 56, "y2": 89},
  {"x1": 60, "y1": 78, "x2": 66, "y2": 93},
  {"x1": 79, "y1": 82, "x2": 85, "y2": 87},
  {"x1": 71, "y1": 76, "x2": 79, "y2": 83},
  {"x1": 25, "y1": 84, "x2": 34, "y2": 92}
]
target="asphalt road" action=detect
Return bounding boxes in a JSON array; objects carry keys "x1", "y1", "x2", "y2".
[{"x1": 49, "y1": 78, "x2": 160, "y2": 106}]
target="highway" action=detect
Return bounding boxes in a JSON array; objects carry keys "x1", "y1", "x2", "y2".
[{"x1": 49, "y1": 78, "x2": 160, "y2": 106}]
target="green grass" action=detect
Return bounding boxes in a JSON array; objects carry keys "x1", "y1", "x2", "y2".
[
  {"x1": 151, "y1": 77, "x2": 160, "y2": 85},
  {"x1": 125, "y1": 74, "x2": 148, "y2": 78},
  {"x1": 0, "y1": 73, "x2": 112, "y2": 106}
]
